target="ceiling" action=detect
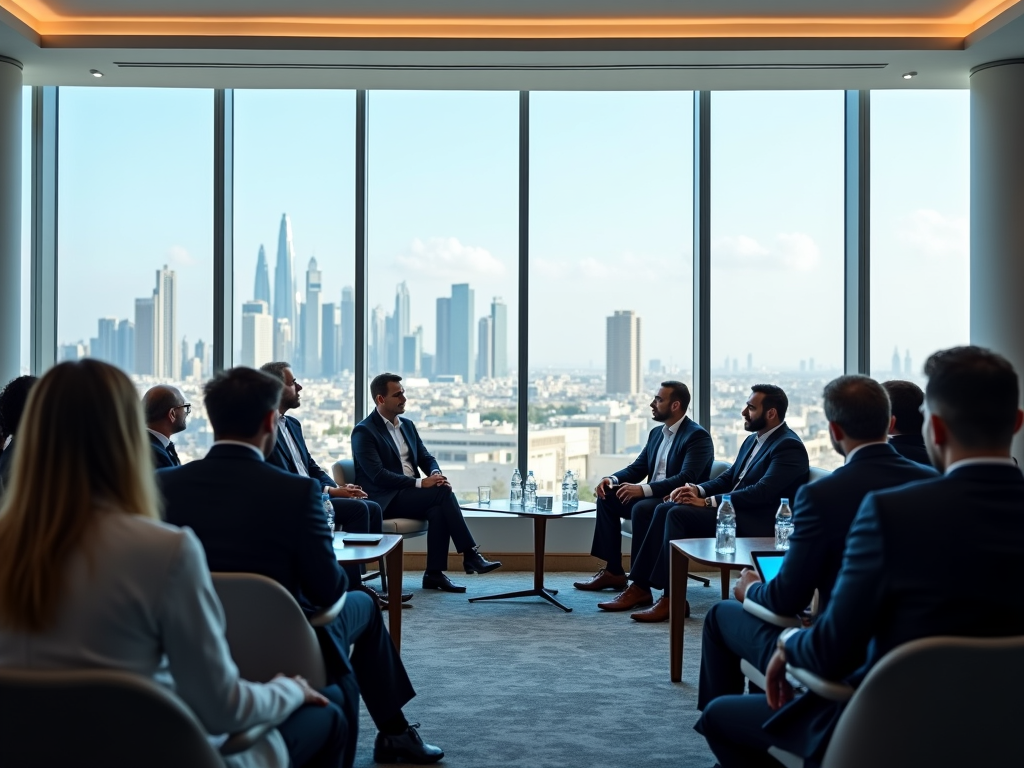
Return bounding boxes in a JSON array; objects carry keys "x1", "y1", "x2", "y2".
[{"x1": 1, "y1": 0, "x2": 1022, "y2": 90}]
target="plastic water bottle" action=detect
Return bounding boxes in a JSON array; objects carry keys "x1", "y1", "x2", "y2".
[
  {"x1": 524, "y1": 470, "x2": 538, "y2": 509},
  {"x1": 570, "y1": 470, "x2": 579, "y2": 507},
  {"x1": 716, "y1": 494, "x2": 736, "y2": 555},
  {"x1": 775, "y1": 498, "x2": 793, "y2": 550},
  {"x1": 561, "y1": 471, "x2": 573, "y2": 508},
  {"x1": 322, "y1": 492, "x2": 335, "y2": 534},
  {"x1": 510, "y1": 468, "x2": 524, "y2": 505}
]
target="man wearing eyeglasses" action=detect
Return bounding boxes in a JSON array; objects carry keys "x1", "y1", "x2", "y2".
[{"x1": 142, "y1": 385, "x2": 190, "y2": 469}]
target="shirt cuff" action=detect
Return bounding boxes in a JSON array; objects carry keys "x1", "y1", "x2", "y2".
[
  {"x1": 641, "y1": 484, "x2": 653, "y2": 498},
  {"x1": 779, "y1": 626, "x2": 802, "y2": 652},
  {"x1": 415, "y1": 478, "x2": 422, "y2": 488},
  {"x1": 698, "y1": 486, "x2": 706, "y2": 498},
  {"x1": 609, "y1": 476, "x2": 618, "y2": 485},
  {"x1": 709, "y1": 496, "x2": 718, "y2": 508}
]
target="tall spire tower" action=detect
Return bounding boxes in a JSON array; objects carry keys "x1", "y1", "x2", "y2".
[
  {"x1": 273, "y1": 214, "x2": 296, "y2": 335},
  {"x1": 254, "y1": 244, "x2": 271, "y2": 305}
]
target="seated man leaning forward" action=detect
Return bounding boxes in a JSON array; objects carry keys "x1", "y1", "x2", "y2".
[
  {"x1": 352, "y1": 373, "x2": 501, "y2": 593},
  {"x1": 696, "y1": 346, "x2": 1024, "y2": 768},
  {"x1": 605, "y1": 384, "x2": 810, "y2": 621},
  {"x1": 158, "y1": 367, "x2": 443, "y2": 766},
  {"x1": 697, "y1": 374, "x2": 937, "y2": 711},
  {"x1": 574, "y1": 381, "x2": 714, "y2": 594}
]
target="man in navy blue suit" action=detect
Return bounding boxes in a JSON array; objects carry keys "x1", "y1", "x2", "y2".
[
  {"x1": 351, "y1": 373, "x2": 501, "y2": 593},
  {"x1": 142, "y1": 384, "x2": 189, "y2": 469},
  {"x1": 882, "y1": 379, "x2": 932, "y2": 466},
  {"x1": 696, "y1": 375, "x2": 937, "y2": 710},
  {"x1": 697, "y1": 347, "x2": 1024, "y2": 768},
  {"x1": 573, "y1": 381, "x2": 714, "y2": 598},
  {"x1": 607, "y1": 384, "x2": 809, "y2": 621},
  {"x1": 159, "y1": 367, "x2": 443, "y2": 767}
]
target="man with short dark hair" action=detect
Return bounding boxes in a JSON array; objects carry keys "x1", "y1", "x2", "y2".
[
  {"x1": 882, "y1": 379, "x2": 931, "y2": 465},
  {"x1": 0, "y1": 375, "x2": 38, "y2": 490},
  {"x1": 352, "y1": 373, "x2": 500, "y2": 593},
  {"x1": 142, "y1": 384, "x2": 189, "y2": 468},
  {"x1": 159, "y1": 367, "x2": 444, "y2": 767},
  {"x1": 573, "y1": 381, "x2": 715, "y2": 598},
  {"x1": 615, "y1": 384, "x2": 809, "y2": 621},
  {"x1": 696, "y1": 375, "x2": 937, "y2": 710},
  {"x1": 697, "y1": 348, "x2": 1024, "y2": 768}
]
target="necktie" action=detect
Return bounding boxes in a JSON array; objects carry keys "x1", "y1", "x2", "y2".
[
  {"x1": 167, "y1": 441, "x2": 181, "y2": 466},
  {"x1": 732, "y1": 438, "x2": 759, "y2": 491}
]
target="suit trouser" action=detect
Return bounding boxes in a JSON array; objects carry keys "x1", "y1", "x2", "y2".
[
  {"x1": 590, "y1": 494, "x2": 663, "y2": 574},
  {"x1": 629, "y1": 502, "x2": 716, "y2": 591},
  {"x1": 695, "y1": 694, "x2": 782, "y2": 768},
  {"x1": 384, "y1": 486, "x2": 477, "y2": 572},
  {"x1": 331, "y1": 498, "x2": 384, "y2": 585},
  {"x1": 277, "y1": 684, "x2": 349, "y2": 768},
  {"x1": 697, "y1": 599, "x2": 782, "y2": 710}
]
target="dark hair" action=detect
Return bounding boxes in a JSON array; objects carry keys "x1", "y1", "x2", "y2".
[
  {"x1": 751, "y1": 384, "x2": 789, "y2": 421},
  {"x1": 0, "y1": 376, "x2": 39, "y2": 439},
  {"x1": 370, "y1": 372, "x2": 403, "y2": 403},
  {"x1": 924, "y1": 346, "x2": 1020, "y2": 449},
  {"x1": 822, "y1": 375, "x2": 891, "y2": 441},
  {"x1": 259, "y1": 361, "x2": 292, "y2": 382},
  {"x1": 204, "y1": 367, "x2": 283, "y2": 439},
  {"x1": 660, "y1": 381, "x2": 691, "y2": 412},
  {"x1": 142, "y1": 386, "x2": 181, "y2": 424},
  {"x1": 882, "y1": 380, "x2": 925, "y2": 434}
]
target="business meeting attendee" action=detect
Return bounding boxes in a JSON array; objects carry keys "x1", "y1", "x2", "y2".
[
  {"x1": 0, "y1": 375, "x2": 38, "y2": 491},
  {"x1": 0, "y1": 360, "x2": 347, "y2": 768},
  {"x1": 882, "y1": 379, "x2": 932, "y2": 466},
  {"x1": 696, "y1": 375, "x2": 938, "y2": 710},
  {"x1": 697, "y1": 346, "x2": 1024, "y2": 768},
  {"x1": 352, "y1": 373, "x2": 500, "y2": 593},
  {"x1": 159, "y1": 367, "x2": 442, "y2": 766},
  {"x1": 258, "y1": 362, "x2": 397, "y2": 605},
  {"x1": 142, "y1": 384, "x2": 190, "y2": 469},
  {"x1": 613, "y1": 384, "x2": 809, "y2": 621},
  {"x1": 574, "y1": 381, "x2": 714, "y2": 595}
]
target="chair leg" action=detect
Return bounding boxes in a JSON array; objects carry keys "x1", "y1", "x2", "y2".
[
  {"x1": 379, "y1": 557, "x2": 389, "y2": 594},
  {"x1": 720, "y1": 567, "x2": 731, "y2": 600},
  {"x1": 688, "y1": 573, "x2": 711, "y2": 587}
]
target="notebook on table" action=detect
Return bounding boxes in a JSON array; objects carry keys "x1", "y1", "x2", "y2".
[{"x1": 341, "y1": 533, "x2": 384, "y2": 545}]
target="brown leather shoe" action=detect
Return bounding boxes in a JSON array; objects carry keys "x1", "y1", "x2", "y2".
[
  {"x1": 597, "y1": 584, "x2": 654, "y2": 611},
  {"x1": 573, "y1": 568, "x2": 628, "y2": 592},
  {"x1": 631, "y1": 595, "x2": 670, "y2": 622}
]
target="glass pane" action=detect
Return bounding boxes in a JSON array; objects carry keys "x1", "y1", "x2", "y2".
[
  {"x1": 530, "y1": 92, "x2": 694, "y2": 497},
  {"x1": 711, "y1": 92, "x2": 845, "y2": 471},
  {"x1": 20, "y1": 86, "x2": 29, "y2": 374},
  {"x1": 367, "y1": 91, "x2": 519, "y2": 501},
  {"x1": 870, "y1": 91, "x2": 969, "y2": 383},
  {"x1": 57, "y1": 88, "x2": 213, "y2": 461},
  {"x1": 233, "y1": 90, "x2": 356, "y2": 465}
]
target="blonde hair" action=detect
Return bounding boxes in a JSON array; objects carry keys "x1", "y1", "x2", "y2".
[{"x1": 0, "y1": 360, "x2": 160, "y2": 632}]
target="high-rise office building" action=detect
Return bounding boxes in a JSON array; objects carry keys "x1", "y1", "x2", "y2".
[
  {"x1": 370, "y1": 305, "x2": 388, "y2": 374},
  {"x1": 606, "y1": 310, "x2": 641, "y2": 395},
  {"x1": 134, "y1": 297, "x2": 155, "y2": 376},
  {"x1": 491, "y1": 297, "x2": 508, "y2": 377},
  {"x1": 194, "y1": 338, "x2": 209, "y2": 377},
  {"x1": 116, "y1": 319, "x2": 134, "y2": 373},
  {"x1": 241, "y1": 300, "x2": 273, "y2": 368},
  {"x1": 154, "y1": 265, "x2": 179, "y2": 380},
  {"x1": 273, "y1": 318, "x2": 293, "y2": 363},
  {"x1": 904, "y1": 349, "x2": 913, "y2": 377},
  {"x1": 322, "y1": 302, "x2": 340, "y2": 377},
  {"x1": 340, "y1": 286, "x2": 355, "y2": 372},
  {"x1": 402, "y1": 333, "x2": 422, "y2": 377},
  {"x1": 303, "y1": 257, "x2": 322, "y2": 377},
  {"x1": 180, "y1": 337, "x2": 192, "y2": 380},
  {"x1": 477, "y1": 316, "x2": 493, "y2": 380},
  {"x1": 273, "y1": 214, "x2": 296, "y2": 337},
  {"x1": 254, "y1": 244, "x2": 271, "y2": 306},
  {"x1": 892, "y1": 346, "x2": 902, "y2": 376},
  {"x1": 93, "y1": 317, "x2": 117, "y2": 364},
  {"x1": 393, "y1": 281, "x2": 410, "y2": 373},
  {"x1": 450, "y1": 283, "x2": 475, "y2": 384},
  {"x1": 435, "y1": 297, "x2": 451, "y2": 376}
]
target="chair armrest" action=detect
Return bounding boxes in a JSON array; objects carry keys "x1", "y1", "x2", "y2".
[
  {"x1": 220, "y1": 722, "x2": 276, "y2": 756},
  {"x1": 309, "y1": 591, "x2": 347, "y2": 628},
  {"x1": 785, "y1": 665, "x2": 855, "y2": 702},
  {"x1": 743, "y1": 598, "x2": 803, "y2": 628}
]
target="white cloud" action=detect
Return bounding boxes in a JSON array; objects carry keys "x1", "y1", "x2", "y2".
[
  {"x1": 715, "y1": 232, "x2": 820, "y2": 272},
  {"x1": 395, "y1": 237, "x2": 506, "y2": 280},
  {"x1": 776, "y1": 232, "x2": 821, "y2": 271},
  {"x1": 897, "y1": 209, "x2": 968, "y2": 262},
  {"x1": 165, "y1": 245, "x2": 197, "y2": 267}
]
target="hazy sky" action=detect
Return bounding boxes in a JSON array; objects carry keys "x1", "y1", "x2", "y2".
[{"x1": 21, "y1": 86, "x2": 968, "y2": 376}]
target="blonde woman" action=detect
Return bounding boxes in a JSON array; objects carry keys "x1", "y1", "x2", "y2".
[{"x1": 0, "y1": 360, "x2": 348, "y2": 768}]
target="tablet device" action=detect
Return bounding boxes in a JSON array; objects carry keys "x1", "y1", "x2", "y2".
[
  {"x1": 750, "y1": 550, "x2": 786, "y2": 583},
  {"x1": 341, "y1": 533, "x2": 384, "y2": 545}
]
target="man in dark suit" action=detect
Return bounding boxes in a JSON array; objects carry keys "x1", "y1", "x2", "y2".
[
  {"x1": 259, "y1": 362, "x2": 395, "y2": 603},
  {"x1": 351, "y1": 372, "x2": 500, "y2": 593},
  {"x1": 158, "y1": 367, "x2": 443, "y2": 767},
  {"x1": 882, "y1": 379, "x2": 932, "y2": 466},
  {"x1": 0, "y1": 375, "x2": 38, "y2": 492},
  {"x1": 696, "y1": 375, "x2": 937, "y2": 710},
  {"x1": 697, "y1": 347, "x2": 1024, "y2": 768},
  {"x1": 142, "y1": 384, "x2": 189, "y2": 469},
  {"x1": 573, "y1": 381, "x2": 714, "y2": 597},
  {"x1": 614, "y1": 384, "x2": 809, "y2": 621}
]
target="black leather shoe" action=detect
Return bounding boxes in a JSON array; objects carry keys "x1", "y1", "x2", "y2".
[
  {"x1": 463, "y1": 549, "x2": 502, "y2": 574},
  {"x1": 374, "y1": 723, "x2": 444, "y2": 764},
  {"x1": 422, "y1": 572, "x2": 467, "y2": 593}
]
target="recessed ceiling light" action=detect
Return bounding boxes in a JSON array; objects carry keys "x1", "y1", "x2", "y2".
[
  {"x1": 89, "y1": 69, "x2": 103, "y2": 78},
  {"x1": 902, "y1": 71, "x2": 917, "y2": 80}
]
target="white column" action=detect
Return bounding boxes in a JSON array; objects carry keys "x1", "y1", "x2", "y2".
[
  {"x1": 0, "y1": 57, "x2": 22, "y2": 382},
  {"x1": 970, "y1": 60, "x2": 1024, "y2": 462}
]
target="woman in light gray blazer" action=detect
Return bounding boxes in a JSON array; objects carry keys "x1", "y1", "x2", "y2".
[{"x1": 0, "y1": 360, "x2": 346, "y2": 768}]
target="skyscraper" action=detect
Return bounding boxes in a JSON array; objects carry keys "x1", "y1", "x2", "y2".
[
  {"x1": 273, "y1": 214, "x2": 296, "y2": 337},
  {"x1": 402, "y1": 332, "x2": 422, "y2": 377},
  {"x1": 606, "y1": 310, "x2": 641, "y2": 395},
  {"x1": 241, "y1": 300, "x2": 273, "y2": 368},
  {"x1": 393, "y1": 282, "x2": 410, "y2": 373},
  {"x1": 273, "y1": 318, "x2": 293, "y2": 363},
  {"x1": 435, "y1": 297, "x2": 450, "y2": 376},
  {"x1": 254, "y1": 244, "x2": 271, "y2": 306},
  {"x1": 477, "y1": 316, "x2": 493, "y2": 380},
  {"x1": 303, "y1": 257, "x2": 322, "y2": 377},
  {"x1": 321, "y1": 302, "x2": 340, "y2": 377},
  {"x1": 154, "y1": 265, "x2": 179, "y2": 380},
  {"x1": 450, "y1": 283, "x2": 475, "y2": 384},
  {"x1": 134, "y1": 297, "x2": 155, "y2": 376},
  {"x1": 370, "y1": 305, "x2": 388, "y2": 375},
  {"x1": 892, "y1": 346, "x2": 902, "y2": 376},
  {"x1": 491, "y1": 297, "x2": 508, "y2": 377},
  {"x1": 116, "y1": 319, "x2": 134, "y2": 373},
  {"x1": 904, "y1": 349, "x2": 913, "y2": 377},
  {"x1": 194, "y1": 338, "x2": 208, "y2": 377},
  {"x1": 340, "y1": 286, "x2": 355, "y2": 372},
  {"x1": 93, "y1": 317, "x2": 118, "y2": 364}
]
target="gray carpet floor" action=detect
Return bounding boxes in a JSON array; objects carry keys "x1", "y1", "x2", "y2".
[{"x1": 352, "y1": 571, "x2": 723, "y2": 768}]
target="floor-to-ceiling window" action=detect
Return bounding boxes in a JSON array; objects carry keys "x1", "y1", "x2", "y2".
[
  {"x1": 710, "y1": 91, "x2": 845, "y2": 470},
  {"x1": 56, "y1": 88, "x2": 213, "y2": 461},
  {"x1": 18, "y1": 86, "x2": 29, "y2": 375},
  {"x1": 530, "y1": 92, "x2": 694, "y2": 496}
]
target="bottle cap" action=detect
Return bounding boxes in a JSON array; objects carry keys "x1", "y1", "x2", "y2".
[
  {"x1": 781, "y1": 498, "x2": 789, "y2": 504},
  {"x1": 722, "y1": 494, "x2": 731, "y2": 502}
]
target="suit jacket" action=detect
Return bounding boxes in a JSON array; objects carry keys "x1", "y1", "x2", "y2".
[
  {"x1": 612, "y1": 417, "x2": 715, "y2": 498},
  {"x1": 149, "y1": 432, "x2": 180, "y2": 470},
  {"x1": 0, "y1": 439, "x2": 13, "y2": 490},
  {"x1": 767, "y1": 463, "x2": 1024, "y2": 761},
  {"x1": 267, "y1": 414, "x2": 338, "y2": 491},
  {"x1": 699, "y1": 423, "x2": 810, "y2": 536},
  {"x1": 888, "y1": 433, "x2": 932, "y2": 466},
  {"x1": 351, "y1": 411, "x2": 441, "y2": 511},
  {"x1": 745, "y1": 443, "x2": 938, "y2": 617}
]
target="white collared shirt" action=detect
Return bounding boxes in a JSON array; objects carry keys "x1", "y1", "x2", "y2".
[
  {"x1": 146, "y1": 428, "x2": 171, "y2": 449},
  {"x1": 638, "y1": 415, "x2": 687, "y2": 498},
  {"x1": 276, "y1": 419, "x2": 309, "y2": 478},
  {"x1": 844, "y1": 439, "x2": 889, "y2": 464},
  {"x1": 208, "y1": 440, "x2": 265, "y2": 461},
  {"x1": 702, "y1": 421, "x2": 786, "y2": 507},
  {"x1": 377, "y1": 411, "x2": 424, "y2": 488}
]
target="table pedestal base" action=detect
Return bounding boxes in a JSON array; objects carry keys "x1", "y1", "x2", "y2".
[{"x1": 468, "y1": 586, "x2": 571, "y2": 612}]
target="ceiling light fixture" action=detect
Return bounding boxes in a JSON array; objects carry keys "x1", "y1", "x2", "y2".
[
  {"x1": 89, "y1": 69, "x2": 103, "y2": 77},
  {"x1": 902, "y1": 71, "x2": 918, "y2": 79}
]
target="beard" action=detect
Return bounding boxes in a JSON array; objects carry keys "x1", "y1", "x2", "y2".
[
  {"x1": 652, "y1": 408, "x2": 670, "y2": 423},
  {"x1": 744, "y1": 414, "x2": 768, "y2": 432}
]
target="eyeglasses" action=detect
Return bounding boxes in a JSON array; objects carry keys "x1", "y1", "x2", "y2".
[{"x1": 174, "y1": 403, "x2": 192, "y2": 415}]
